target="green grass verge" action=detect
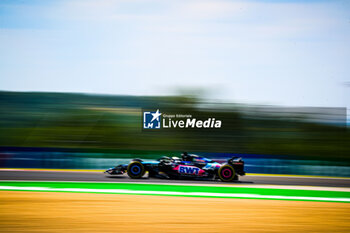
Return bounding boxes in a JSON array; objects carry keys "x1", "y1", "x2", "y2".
[{"x1": 0, "y1": 181, "x2": 349, "y2": 202}]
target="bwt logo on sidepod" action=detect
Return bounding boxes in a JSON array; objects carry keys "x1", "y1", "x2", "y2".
[
  {"x1": 179, "y1": 166, "x2": 200, "y2": 175},
  {"x1": 143, "y1": 109, "x2": 162, "y2": 129}
]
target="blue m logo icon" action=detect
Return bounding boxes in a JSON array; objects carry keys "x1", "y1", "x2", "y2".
[{"x1": 143, "y1": 109, "x2": 162, "y2": 129}]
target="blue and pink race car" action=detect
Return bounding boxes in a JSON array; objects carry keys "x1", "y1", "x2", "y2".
[{"x1": 104, "y1": 153, "x2": 245, "y2": 182}]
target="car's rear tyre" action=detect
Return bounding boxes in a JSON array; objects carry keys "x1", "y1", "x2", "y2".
[
  {"x1": 127, "y1": 161, "x2": 146, "y2": 179},
  {"x1": 218, "y1": 164, "x2": 236, "y2": 182}
]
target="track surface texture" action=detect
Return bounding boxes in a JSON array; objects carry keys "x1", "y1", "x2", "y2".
[
  {"x1": 1, "y1": 191, "x2": 349, "y2": 233},
  {"x1": 1, "y1": 170, "x2": 349, "y2": 187}
]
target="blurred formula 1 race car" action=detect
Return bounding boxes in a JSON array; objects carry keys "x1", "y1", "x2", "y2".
[{"x1": 104, "y1": 152, "x2": 245, "y2": 182}]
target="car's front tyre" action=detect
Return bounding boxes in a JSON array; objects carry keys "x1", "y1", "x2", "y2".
[{"x1": 127, "y1": 161, "x2": 146, "y2": 179}]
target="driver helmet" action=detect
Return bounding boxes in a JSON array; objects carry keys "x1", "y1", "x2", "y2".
[{"x1": 181, "y1": 152, "x2": 192, "y2": 161}]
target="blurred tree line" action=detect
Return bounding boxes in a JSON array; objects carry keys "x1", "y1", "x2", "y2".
[{"x1": 0, "y1": 91, "x2": 348, "y2": 162}]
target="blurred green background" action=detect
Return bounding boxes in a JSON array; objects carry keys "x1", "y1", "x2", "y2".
[{"x1": 0, "y1": 91, "x2": 348, "y2": 162}]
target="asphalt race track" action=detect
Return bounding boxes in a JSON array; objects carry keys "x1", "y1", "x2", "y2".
[{"x1": 0, "y1": 170, "x2": 349, "y2": 187}]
